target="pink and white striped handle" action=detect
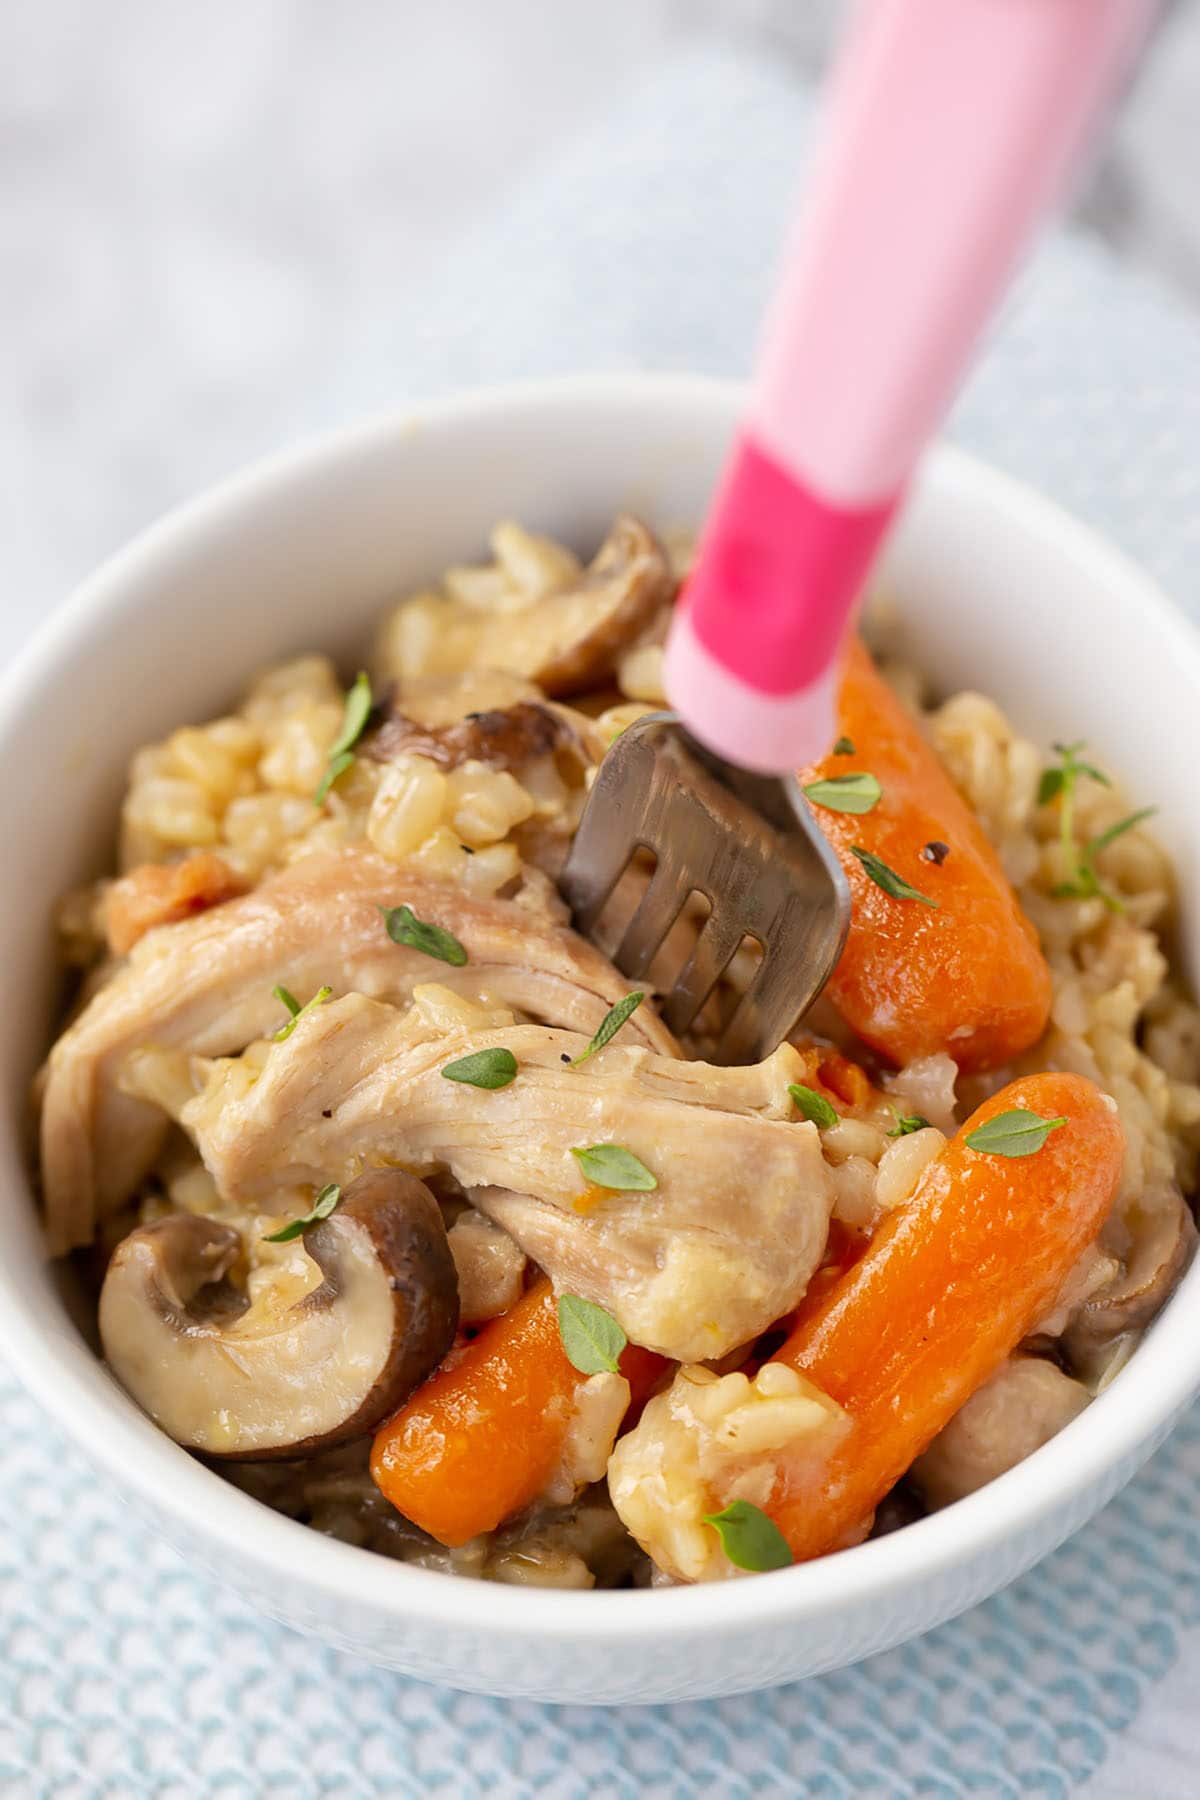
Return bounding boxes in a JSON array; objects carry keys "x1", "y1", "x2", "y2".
[{"x1": 664, "y1": 0, "x2": 1157, "y2": 773}]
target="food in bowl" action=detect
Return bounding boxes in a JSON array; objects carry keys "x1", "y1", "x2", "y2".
[{"x1": 37, "y1": 514, "x2": 1198, "y2": 1589}]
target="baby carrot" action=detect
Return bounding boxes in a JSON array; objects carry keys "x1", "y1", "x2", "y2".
[
  {"x1": 769, "y1": 1072, "x2": 1123, "y2": 1561},
  {"x1": 800, "y1": 638, "x2": 1052, "y2": 1071},
  {"x1": 371, "y1": 1279, "x2": 665, "y2": 1546}
]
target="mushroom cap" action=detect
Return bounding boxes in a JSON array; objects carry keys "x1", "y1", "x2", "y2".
[
  {"x1": 530, "y1": 514, "x2": 673, "y2": 696},
  {"x1": 366, "y1": 699, "x2": 587, "y2": 775},
  {"x1": 99, "y1": 1169, "x2": 459, "y2": 1459},
  {"x1": 912, "y1": 1355, "x2": 1090, "y2": 1510},
  {"x1": 1065, "y1": 1186, "x2": 1197, "y2": 1366}
]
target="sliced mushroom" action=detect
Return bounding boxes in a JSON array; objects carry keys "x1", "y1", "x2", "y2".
[
  {"x1": 98, "y1": 1169, "x2": 459, "y2": 1459},
  {"x1": 912, "y1": 1355, "x2": 1090, "y2": 1510},
  {"x1": 365, "y1": 698, "x2": 588, "y2": 775},
  {"x1": 1064, "y1": 1186, "x2": 1197, "y2": 1365},
  {"x1": 528, "y1": 514, "x2": 674, "y2": 696},
  {"x1": 381, "y1": 514, "x2": 673, "y2": 701}
]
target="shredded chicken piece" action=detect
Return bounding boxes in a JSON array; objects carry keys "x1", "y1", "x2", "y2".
[
  {"x1": 37, "y1": 847, "x2": 676, "y2": 1253},
  {"x1": 180, "y1": 993, "x2": 834, "y2": 1360}
]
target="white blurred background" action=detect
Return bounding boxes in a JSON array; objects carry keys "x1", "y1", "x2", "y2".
[{"x1": 4, "y1": 0, "x2": 1199, "y2": 617}]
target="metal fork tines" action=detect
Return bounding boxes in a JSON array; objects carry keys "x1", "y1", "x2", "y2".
[{"x1": 559, "y1": 713, "x2": 851, "y2": 1065}]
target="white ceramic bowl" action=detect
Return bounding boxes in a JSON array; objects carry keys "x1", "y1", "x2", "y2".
[{"x1": 5, "y1": 375, "x2": 1200, "y2": 1706}]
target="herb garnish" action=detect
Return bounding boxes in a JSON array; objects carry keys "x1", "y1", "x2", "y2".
[
  {"x1": 381, "y1": 904, "x2": 468, "y2": 966},
  {"x1": 264, "y1": 1182, "x2": 342, "y2": 1243},
  {"x1": 849, "y1": 847, "x2": 938, "y2": 907},
  {"x1": 887, "y1": 1113, "x2": 930, "y2": 1137},
  {"x1": 703, "y1": 1500, "x2": 793, "y2": 1572},
  {"x1": 272, "y1": 984, "x2": 332, "y2": 1041},
  {"x1": 788, "y1": 1083, "x2": 839, "y2": 1129},
  {"x1": 832, "y1": 736, "x2": 856, "y2": 756},
  {"x1": 802, "y1": 772, "x2": 882, "y2": 816},
  {"x1": 441, "y1": 1047, "x2": 518, "y2": 1089},
  {"x1": 1037, "y1": 741, "x2": 1154, "y2": 911},
  {"x1": 570, "y1": 1144, "x2": 657, "y2": 1191},
  {"x1": 572, "y1": 992, "x2": 645, "y2": 1065},
  {"x1": 314, "y1": 671, "x2": 372, "y2": 805},
  {"x1": 557, "y1": 1294, "x2": 628, "y2": 1374},
  {"x1": 1037, "y1": 739, "x2": 1110, "y2": 806},
  {"x1": 1056, "y1": 809, "x2": 1156, "y2": 911},
  {"x1": 965, "y1": 1108, "x2": 1067, "y2": 1158}
]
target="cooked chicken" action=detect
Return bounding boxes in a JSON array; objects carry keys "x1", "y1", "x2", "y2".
[
  {"x1": 38, "y1": 847, "x2": 676, "y2": 1254},
  {"x1": 181, "y1": 994, "x2": 834, "y2": 1360}
]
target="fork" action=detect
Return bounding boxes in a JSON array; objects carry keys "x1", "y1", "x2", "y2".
[{"x1": 561, "y1": 0, "x2": 1156, "y2": 1063}]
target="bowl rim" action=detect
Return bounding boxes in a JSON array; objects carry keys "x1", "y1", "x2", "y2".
[{"x1": 6, "y1": 370, "x2": 1200, "y2": 1642}]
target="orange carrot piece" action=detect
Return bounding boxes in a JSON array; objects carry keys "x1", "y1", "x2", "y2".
[
  {"x1": 770, "y1": 1072, "x2": 1122, "y2": 1561},
  {"x1": 800, "y1": 638, "x2": 1052, "y2": 1072},
  {"x1": 370, "y1": 1279, "x2": 665, "y2": 1546},
  {"x1": 105, "y1": 852, "x2": 245, "y2": 955},
  {"x1": 815, "y1": 1047, "x2": 876, "y2": 1111}
]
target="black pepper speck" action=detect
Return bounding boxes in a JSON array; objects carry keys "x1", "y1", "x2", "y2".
[{"x1": 922, "y1": 841, "x2": 950, "y2": 865}]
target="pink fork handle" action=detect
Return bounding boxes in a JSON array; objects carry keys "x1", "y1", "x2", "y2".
[{"x1": 664, "y1": 0, "x2": 1157, "y2": 773}]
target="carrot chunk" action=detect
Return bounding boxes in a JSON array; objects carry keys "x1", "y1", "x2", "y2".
[
  {"x1": 105, "y1": 852, "x2": 245, "y2": 955},
  {"x1": 800, "y1": 639, "x2": 1052, "y2": 1071},
  {"x1": 770, "y1": 1072, "x2": 1123, "y2": 1561},
  {"x1": 370, "y1": 1279, "x2": 665, "y2": 1546}
]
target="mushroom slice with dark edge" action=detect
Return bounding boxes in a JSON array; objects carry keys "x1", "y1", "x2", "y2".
[
  {"x1": 366, "y1": 698, "x2": 591, "y2": 775},
  {"x1": 98, "y1": 1169, "x2": 459, "y2": 1459},
  {"x1": 528, "y1": 514, "x2": 673, "y2": 696},
  {"x1": 430, "y1": 514, "x2": 673, "y2": 699},
  {"x1": 1064, "y1": 1186, "x2": 1197, "y2": 1367}
]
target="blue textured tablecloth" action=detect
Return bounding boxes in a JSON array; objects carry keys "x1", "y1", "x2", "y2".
[{"x1": 5, "y1": 47, "x2": 1200, "y2": 1797}]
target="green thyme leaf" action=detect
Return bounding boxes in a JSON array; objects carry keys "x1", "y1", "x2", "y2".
[
  {"x1": 381, "y1": 904, "x2": 468, "y2": 966},
  {"x1": 264, "y1": 1182, "x2": 342, "y2": 1243},
  {"x1": 272, "y1": 984, "x2": 332, "y2": 1041},
  {"x1": 314, "y1": 672, "x2": 372, "y2": 804},
  {"x1": 572, "y1": 991, "x2": 645, "y2": 1065},
  {"x1": 702, "y1": 1500, "x2": 793, "y2": 1572},
  {"x1": 1037, "y1": 766, "x2": 1065, "y2": 806},
  {"x1": 556, "y1": 1294, "x2": 627, "y2": 1374},
  {"x1": 832, "y1": 736, "x2": 856, "y2": 756},
  {"x1": 314, "y1": 749, "x2": 355, "y2": 806},
  {"x1": 802, "y1": 772, "x2": 882, "y2": 816},
  {"x1": 788, "y1": 1083, "x2": 839, "y2": 1129},
  {"x1": 1037, "y1": 741, "x2": 1127, "y2": 901},
  {"x1": 441, "y1": 1047, "x2": 518, "y2": 1089},
  {"x1": 1052, "y1": 806, "x2": 1156, "y2": 910},
  {"x1": 887, "y1": 1113, "x2": 930, "y2": 1138},
  {"x1": 330, "y1": 671, "x2": 373, "y2": 758},
  {"x1": 849, "y1": 847, "x2": 938, "y2": 907},
  {"x1": 1084, "y1": 806, "x2": 1156, "y2": 860},
  {"x1": 965, "y1": 1108, "x2": 1067, "y2": 1158},
  {"x1": 570, "y1": 1144, "x2": 657, "y2": 1191}
]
